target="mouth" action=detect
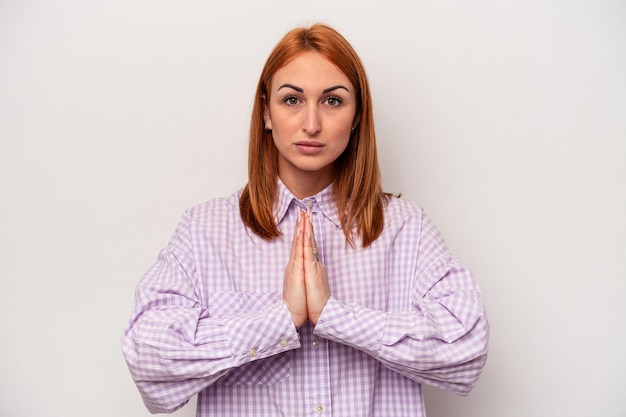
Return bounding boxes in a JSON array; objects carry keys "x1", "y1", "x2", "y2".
[{"x1": 295, "y1": 141, "x2": 325, "y2": 155}]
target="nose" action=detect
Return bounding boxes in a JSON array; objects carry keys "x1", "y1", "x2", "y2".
[{"x1": 302, "y1": 103, "x2": 321, "y2": 136}]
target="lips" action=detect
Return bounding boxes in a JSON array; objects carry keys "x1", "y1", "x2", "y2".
[{"x1": 295, "y1": 140, "x2": 325, "y2": 155}]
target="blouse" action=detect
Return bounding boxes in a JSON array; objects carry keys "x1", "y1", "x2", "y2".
[{"x1": 121, "y1": 180, "x2": 488, "y2": 416}]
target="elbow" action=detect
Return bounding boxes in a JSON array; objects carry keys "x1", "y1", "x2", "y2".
[
  {"x1": 124, "y1": 371, "x2": 192, "y2": 414},
  {"x1": 124, "y1": 367, "x2": 191, "y2": 414},
  {"x1": 434, "y1": 312, "x2": 489, "y2": 396},
  {"x1": 454, "y1": 317, "x2": 490, "y2": 396},
  {"x1": 439, "y1": 345, "x2": 488, "y2": 397},
  {"x1": 121, "y1": 339, "x2": 190, "y2": 414},
  {"x1": 455, "y1": 348, "x2": 488, "y2": 396},
  {"x1": 142, "y1": 392, "x2": 189, "y2": 414}
]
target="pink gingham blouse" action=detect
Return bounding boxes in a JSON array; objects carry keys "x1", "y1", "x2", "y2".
[{"x1": 122, "y1": 180, "x2": 488, "y2": 416}]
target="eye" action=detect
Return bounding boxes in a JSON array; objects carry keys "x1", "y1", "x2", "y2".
[
  {"x1": 324, "y1": 96, "x2": 342, "y2": 106},
  {"x1": 283, "y1": 96, "x2": 301, "y2": 106}
]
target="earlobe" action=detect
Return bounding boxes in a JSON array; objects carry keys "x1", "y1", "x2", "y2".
[
  {"x1": 263, "y1": 100, "x2": 272, "y2": 131},
  {"x1": 351, "y1": 114, "x2": 361, "y2": 134}
]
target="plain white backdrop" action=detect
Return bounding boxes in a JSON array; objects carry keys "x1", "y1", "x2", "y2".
[{"x1": 1, "y1": 1, "x2": 624, "y2": 416}]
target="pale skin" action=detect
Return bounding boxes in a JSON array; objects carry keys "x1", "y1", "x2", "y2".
[
  {"x1": 264, "y1": 51, "x2": 358, "y2": 327},
  {"x1": 283, "y1": 207, "x2": 330, "y2": 328}
]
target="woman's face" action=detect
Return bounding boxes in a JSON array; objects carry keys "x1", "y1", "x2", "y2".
[{"x1": 265, "y1": 51, "x2": 357, "y2": 190}]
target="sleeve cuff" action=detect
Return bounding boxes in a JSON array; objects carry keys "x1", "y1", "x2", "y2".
[
  {"x1": 222, "y1": 301, "x2": 301, "y2": 366},
  {"x1": 313, "y1": 296, "x2": 385, "y2": 354}
]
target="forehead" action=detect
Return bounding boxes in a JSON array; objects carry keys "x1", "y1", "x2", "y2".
[{"x1": 270, "y1": 51, "x2": 353, "y2": 91}]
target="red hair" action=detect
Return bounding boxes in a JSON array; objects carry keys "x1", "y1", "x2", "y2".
[{"x1": 240, "y1": 23, "x2": 387, "y2": 247}]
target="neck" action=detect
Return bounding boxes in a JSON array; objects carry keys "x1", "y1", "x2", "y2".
[{"x1": 278, "y1": 170, "x2": 332, "y2": 199}]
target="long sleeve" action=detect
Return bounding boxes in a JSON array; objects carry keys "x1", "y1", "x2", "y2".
[
  {"x1": 123, "y1": 185, "x2": 488, "y2": 417},
  {"x1": 313, "y1": 207, "x2": 489, "y2": 395},
  {"x1": 121, "y1": 209, "x2": 301, "y2": 413}
]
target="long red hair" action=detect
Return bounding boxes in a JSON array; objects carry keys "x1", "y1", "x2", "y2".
[{"x1": 240, "y1": 23, "x2": 387, "y2": 247}]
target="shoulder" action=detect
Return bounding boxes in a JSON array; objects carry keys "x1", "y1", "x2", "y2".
[
  {"x1": 381, "y1": 195, "x2": 448, "y2": 246},
  {"x1": 384, "y1": 196, "x2": 450, "y2": 254},
  {"x1": 180, "y1": 189, "x2": 242, "y2": 229},
  {"x1": 384, "y1": 195, "x2": 425, "y2": 226}
]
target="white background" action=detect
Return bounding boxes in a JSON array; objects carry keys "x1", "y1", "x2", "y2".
[{"x1": 1, "y1": 1, "x2": 624, "y2": 416}]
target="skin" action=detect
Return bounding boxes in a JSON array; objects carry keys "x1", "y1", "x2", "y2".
[
  {"x1": 264, "y1": 50, "x2": 358, "y2": 199},
  {"x1": 265, "y1": 51, "x2": 358, "y2": 327},
  {"x1": 283, "y1": 208, "x2": 330, "y2": 327}
]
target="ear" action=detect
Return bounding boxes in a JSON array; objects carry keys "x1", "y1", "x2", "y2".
[
  {"x1": 351, "y1": 112, "x2": 361, "y2": 132},
  {"x1": 263, "y1": 96, "x2": 272, "y2": 131}
]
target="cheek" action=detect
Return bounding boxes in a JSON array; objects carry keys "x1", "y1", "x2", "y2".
[
  {"x1": 331, "y1": 129, "x2": 351, "y2": 154},
  {"x1": 336, "y1": 115, "x2": 356, "y2": 137},
  {"x1": 269, "y1": 113, "x2": 297, "y2": 135},
  {"x1": 339, "y1": 136, "x2": 351, "y2": 152}
]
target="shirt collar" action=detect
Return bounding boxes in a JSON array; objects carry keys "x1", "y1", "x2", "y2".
[{"x1": 274, "y1": 178, "x2": 342, "y2": 229}]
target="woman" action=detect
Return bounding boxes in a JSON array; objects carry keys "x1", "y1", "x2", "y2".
[{"x1": 122, "y1": 23, "x2": 488, "y2": 416}]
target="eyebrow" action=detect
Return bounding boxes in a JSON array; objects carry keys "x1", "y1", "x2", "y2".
[{"x1": 277, "y1": 84, "x2": 350, "y2": 94}]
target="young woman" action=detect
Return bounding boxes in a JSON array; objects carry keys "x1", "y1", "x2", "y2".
[{"x1": 122, "y1": 23, "x2": 488, "y2": 417}]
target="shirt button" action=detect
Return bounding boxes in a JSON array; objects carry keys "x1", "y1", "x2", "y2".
[
  {"x1": 312, "y1": 340, "x2": 320, "y2": 348},
  {"x1": 249, "y1": 348, "x2": 258, "y2": 357},
  {"x1": 315, "y1": 404, "x2": 324, "y2": 413},
  {"x1": 280, "y1": 339, "x2": 288, "y2": 347}
]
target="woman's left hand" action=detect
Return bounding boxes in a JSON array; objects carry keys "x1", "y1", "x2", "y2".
[{"x1": 302, "y1": 209, "x2": 330, "y2": 325}]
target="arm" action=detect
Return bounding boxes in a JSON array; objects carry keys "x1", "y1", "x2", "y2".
[
  {"x1": 121, "y1": 211, "x2": 300, "y2": 413},
  {"x1": 313, "y1": 210, "x2": 489, "y2": 395}
]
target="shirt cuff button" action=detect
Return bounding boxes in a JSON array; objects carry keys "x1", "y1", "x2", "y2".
[
  {"x1": 249, "y1": 348, "x2": 258, "y2": 357},
  {"x1": 280, "y1": 339, "x2": 288, "y2": 347}
]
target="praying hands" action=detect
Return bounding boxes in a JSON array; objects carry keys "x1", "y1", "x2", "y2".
[{"x1": 283, "y1": 209, "x2": 331, "y2": 328}]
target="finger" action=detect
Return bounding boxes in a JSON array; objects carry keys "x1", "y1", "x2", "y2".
[
  {"x1": 289, "y1": 210, "x2": 303, "y2": 262},
  {"x1": 303, "y1": 211, "x2": 320, "y2": 265},
  {"x1": 302, "y1": 211, "x2": 330, "y2": 325},
  {"x1": 308, "y1": 211, "x2": 319, "y2": 261},
  {"x1": 284, "y1": 210, "x2": 307, "y2": 327}
]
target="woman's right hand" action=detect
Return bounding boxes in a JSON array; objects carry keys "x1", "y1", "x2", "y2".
[{"x1": 283, "y1": 210, "x2": 308, "y2": 328}]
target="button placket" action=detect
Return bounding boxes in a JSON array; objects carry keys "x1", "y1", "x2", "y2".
[
  {"x1": 298, "y1": 198, "x2": 332, "y2": 415},
  {"x1": 307, "y1": 334, "x2": 331, "y2": 416}
]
